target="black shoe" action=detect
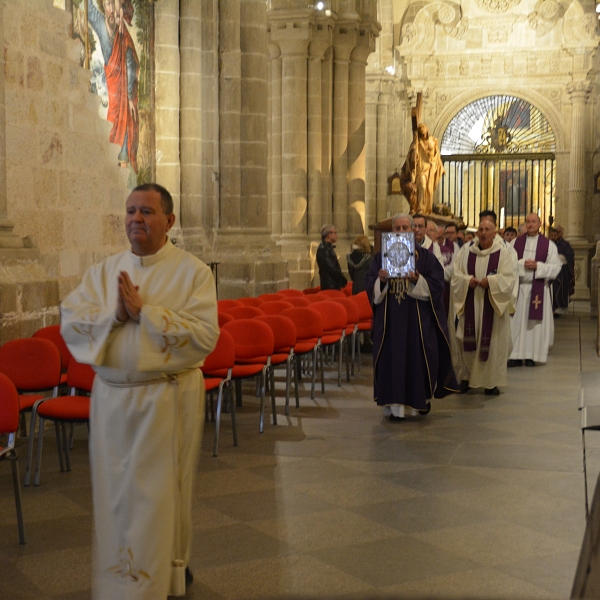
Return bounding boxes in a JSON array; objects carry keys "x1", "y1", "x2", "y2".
[
  {"x1": 485, "y1": 387, "x2": 500, "y2": 396},
  {"x1": 418, "y1": 403, "x2": 431, "y2": 415},
  {"x1": 525, "y1": 359, "x2": 535, "y2": 367},
  {"x1": 507, "y1": 359, "x2": 522, "y2": 368},
  {"x1": 553, "y1": 313, "x2": 561, "y2": 318},
  {"x1": 459, "y1": 380, "x2": 469, "y2": 394},
  {"x1": 389, "y1": 414, "x2": 404, "y2": 422},
  {"x1": 185, "y1": 567, "x2": 194, "y2": 586}
]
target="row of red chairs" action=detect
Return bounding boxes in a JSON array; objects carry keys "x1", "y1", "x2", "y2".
[{"x1": 202, "y1": 291, "x2": 373, "y2": 456}]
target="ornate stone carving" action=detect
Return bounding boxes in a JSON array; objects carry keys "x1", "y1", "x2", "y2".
[
  {"x1": 488, "y1": 26, "x2": 510, "y2": 43},
  {"x1": 547, "y1": 87, "x2": 562, "y2": 112},
  {"x1": 527, "y1": 0, "x2": 562, "y2": 37},
  {"x1": 563, "y1": 1, "x2": 599, "y2": 46},
  {"x1": 475, "y1": 0, "x2": 520, "y2": 14},
  {"x1": 400, "y1": 2, "x2": 463, "y2": 54},
  {"x1": 444, "y1": 17, "x2": 469, "y2": 39}
]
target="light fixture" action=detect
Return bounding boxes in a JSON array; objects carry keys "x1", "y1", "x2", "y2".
[
  {"x1": 316, "y1": 2, "x2": 324, "y2": 10},
  {"x1": 385, "y1": 65, "x2": 395, "y2": 75}
]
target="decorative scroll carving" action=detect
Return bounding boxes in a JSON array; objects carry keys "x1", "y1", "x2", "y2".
[
  {"x1": 400, "y1": 2, "x2": 463, "y2": 53},
  {"x1": 527, "y1": 0, "x2": 562, "y2": 37},
  {"x1": 563, "y1": 1, "x2": 598, "y2": 45},
  {"x1": 475, "y1": 0, "x2": 520, "y2": 14}
]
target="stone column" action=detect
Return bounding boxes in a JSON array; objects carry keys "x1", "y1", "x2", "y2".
[
  {"x1": 567, "y1": 80, "x2": 592, "y2": 300},
  {"x1": 321, "y1": 47, "x2": 333, "y2": 226},
  {"x1": 331, "y1": 30, "x2": 355, "y2": 235},
  {"x1": 276, "y1": 32, "x2": 310, "y2": 235},
  {"x1": 364, "y1": 87, "x2": 378, "y2": 232},
  {"x1": 268, "y1": 42, "x2": 282, "y2": 236},
  {"x1": 376, "y1": 90, "x2": 390, "y2": 224},
  {"x1": 347, "y1": 45, "x2": 371, "y2": 234},
  {"x1": 307, "y1": 37, "x2": 329, "y2": 236},
  {"x1": 179, "y1": 0, "x2": 203, "y2": 249}
]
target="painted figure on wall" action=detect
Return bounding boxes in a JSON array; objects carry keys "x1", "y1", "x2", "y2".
[
  {"x1": 70, "y1": 0, "x2": 154, "y2": 186},
  {"x1": 88, "y1": 0, "x2": 139, "y2": 172}
]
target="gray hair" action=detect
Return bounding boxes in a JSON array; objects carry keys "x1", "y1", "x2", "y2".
[
  {"x1": 320, "y1": 224, "x2": 335, "y2": 241},
  {"x1": 391, "y1": 213, "x2": 414, "y2": 228}
]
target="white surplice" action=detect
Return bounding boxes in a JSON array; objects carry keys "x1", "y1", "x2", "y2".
[
  {"x1": 60, "y1": 241, "x2": 219, "y2": 600},
  {"x1": 452, "y1": 237, "x2": 518, "y2": 389},
  {"x1": 509, "y1": 234, "x2": 561, "y2": 363}
]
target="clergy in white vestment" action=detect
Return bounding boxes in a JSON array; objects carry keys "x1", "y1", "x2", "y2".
[
  {"x1": 508, "y1": 213, "x2": 561, "y2": 366},
  {"x1": 61, "y1": 184, "x2": 219, "y2": 600},
  {"x1": 452, "y1": 219, "x2": 518, "y2": 395}
]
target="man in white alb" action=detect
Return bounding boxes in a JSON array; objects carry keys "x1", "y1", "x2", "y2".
[
  {"x1": 452, "y1": 219, "x2": 518, "y2": 395},
  {"x1": 61, "y1": 183, "x2": 219, "y2": 599},
  {"x1": 508, "y1": 213, "x2": 561, "y2": 367}
]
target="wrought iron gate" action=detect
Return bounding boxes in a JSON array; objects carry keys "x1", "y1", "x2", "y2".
[{"x1": 440, "y1": 153, "x2": 555, "y2": 231}]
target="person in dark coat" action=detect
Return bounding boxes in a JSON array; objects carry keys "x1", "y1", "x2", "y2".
[
  {"x1": 549, "y1": 226, "x2": 575, "y2": 316},
  {"x1": 346, "y1": 235, "x2": 373, "y2": 295},
  {"x1": 365, "y1": 213, "x2": 458, "y2": 421},
  {"x1": 316, "y1": 225, "x2": 347, "y2": 290}
]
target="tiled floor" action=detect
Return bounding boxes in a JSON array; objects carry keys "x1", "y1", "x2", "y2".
[{"x1": 0, "y1": 302, "x2": 598, "y2": 599}]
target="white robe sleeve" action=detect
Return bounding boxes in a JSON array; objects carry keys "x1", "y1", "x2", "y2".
[
  {"x1": 60, "y1": 263, "x2": 121, "y2": 366},
  {"x1": 372, "y1": 277, "x2": 388, "y2": 305},
  {"x1": 534, "y1": 241, "x2": 562, "y2": 281},
  {"x1": 408, "y1": 275, "x2": 431, "y2": 300},
  {"x1": 451, "y1": 246, "x2": 471, "y2": 317},
  {"x1": 487, "y1": 248, "x2": 518, "y2": 316},
  {"x1": 137, "y1": 266, "x2": 220, "y2": 371}
]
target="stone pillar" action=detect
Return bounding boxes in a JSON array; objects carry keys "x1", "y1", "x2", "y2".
[
  {"x1": 0, "y1": 2, "x2": 23, "y2": 249},
  {"x1": 268, "y1": 43, "x2": 282, "y2": 236},
  {"x1": 154, "y1": 0, "x2": 181, "y2": 217},
  {"x1": 321, "y1": 47, "x2": 333, "y2": 226},
  {"x1": 347, "y1": 45, "x2": 371, "y2": 234},
  {"x1": 376, "y1": 90, "x2": 390, "y2": 224},
  {"x1": 567, "y1": 81, "x2": 592, "y2": 300},
  {"x1": 219, "y1": 0, "x2": 242, "y2": 229},
  {"x1": 276, "y1": 32, "x2": 310, "y2": 235},
  {"x1": 332, "y1": 28, "x2": 355, "y2": 235},
  {"x1": 307, "y1": 36, "x2": 329, "y2": 236},
  {"x1": 364, "y1": 87, "x2": 378, "y2": 233},
  {"x1": 179, "y1": 0, "x2": 204, "y2": 249}
]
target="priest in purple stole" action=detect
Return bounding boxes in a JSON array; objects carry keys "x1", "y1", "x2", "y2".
[
  {"x1": 365, "y1": 214, "x2": 458, "y2": 421},
  {"x1": 452, "y1": 219, "x2": 518, "y2": 395},
  {"x1": 508, "y1": 213, "x2": 561, "y2": 366}
]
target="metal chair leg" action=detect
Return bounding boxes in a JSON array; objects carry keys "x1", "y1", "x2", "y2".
[
  {"x1": 228, "y1": 385, "x2": 238, "y2": 447},
  {"x1": 270, "y1": 367, "x2": 277, "y2": 425},
  {"x1": 9, "y1": 452, "x2": 25, "y2": 544},
  {"x1": 583, "y1": 430, "x2": 590, "y2": 518},
  {"x1": 213, "y1": 382, "x2": 225, "y2": 457},
  {"x1": 34, "y1": 417, "x2": 46, "y2": 486}
]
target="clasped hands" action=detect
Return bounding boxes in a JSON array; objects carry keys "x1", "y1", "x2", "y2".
[
  {"x1": 468, "y1": 276, "x2": 489, "y2": 290},
  {"x1": 378, "y1": 269, "x2": 419, "y2": 284},
  {"x1": 116, "y1": 271, "x2": 143, "y2": 323},
  {"x1": 524, "y1": 259, "x2": 537, "y2": 271}
]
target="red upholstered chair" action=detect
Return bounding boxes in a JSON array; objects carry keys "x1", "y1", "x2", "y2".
[
  {"x1": 256, "y1": 315, "x2": 298, "y2": 415},
  {"x1": 280, "y1": 307, "x2": 323, "y2": 400},
  {"x1": 221, "y1": 320, "x2": 275, "y2": 433},
  {"x1": 302, "y1": 286, "x2": 321, "y2": 295},
  {"x1": 218, "y1": 312, "x2": 234, "y2": 328},
  {"x1": 333, "y1": 297, "x2": 360, "y2": 379},
  {"x1": 342, "y1": 281, "x2": 353, "y2": 296},
  {"x1": 349, "y1": 291, "x2": 373, "y2": 373},
  {"x1": 310, "y1": 301, "x2": 348, "y2": 388},
  {"x1": 0, "y1": 373, "x2": 25, "y2": 544},
  {"x1": 284, "y1": 296, "x2": 310, "y2": 307},
  {"x1": 0, "y1": 338, "x2": 62, "y2": 477},
  {"x1": 258, "y1": 293, "x2": 285, "y2": 302},
  {"x1": 277, "y1": 289, "x2": 304, "y2": 298},
  {"x1": 317, "y1": 289, "x2": 346, "y2": 299},
  {"x1": 28, "y1": 359, "x2": 95, "y2": 486},
  {"x1": 218, "y1": 299, "x2": 243, "y2": 313},
  {"x1": 226, "y1": 306, "x2": 265, "y2": 320},
  {"x1": 260, "y1": 300, "x2": 293, "y2": 315},
  {"x1": 201, "y1": 329, "x2": 236, "y2": 457},
  {"x1": 33, "y1": 325, "x2": 73, "y2": 385},
  {"x1": 305, "y1": 295, "x2": 326, "y2": 304},
  {"x1": 237, "y1": 297, "x2": 264, "y2": 307}
]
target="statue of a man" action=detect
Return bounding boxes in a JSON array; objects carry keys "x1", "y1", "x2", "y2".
[{"x1": 400, "y1": 123, "x2": 445, "y2": 214}]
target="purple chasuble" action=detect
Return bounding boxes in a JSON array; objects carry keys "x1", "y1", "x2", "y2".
[
  {"x1": 464, "y1": 249, "x2": 500, "y2": 361},
  {"x1": 513, "y1": 234, "x2": 549, "y2": 321}
]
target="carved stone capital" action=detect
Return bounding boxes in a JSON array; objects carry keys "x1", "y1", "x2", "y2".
[{"x1": 566, "y1": 80, "x2": 592, "y2": 103}]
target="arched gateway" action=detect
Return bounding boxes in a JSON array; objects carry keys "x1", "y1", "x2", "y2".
[{"x1": 439, "y1": 96, "x2": 556, "y2": 231}]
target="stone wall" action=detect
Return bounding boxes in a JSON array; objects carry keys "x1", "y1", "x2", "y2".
[{"x1": 4, "y1": 0, "x2": 130, "y2": 307}]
